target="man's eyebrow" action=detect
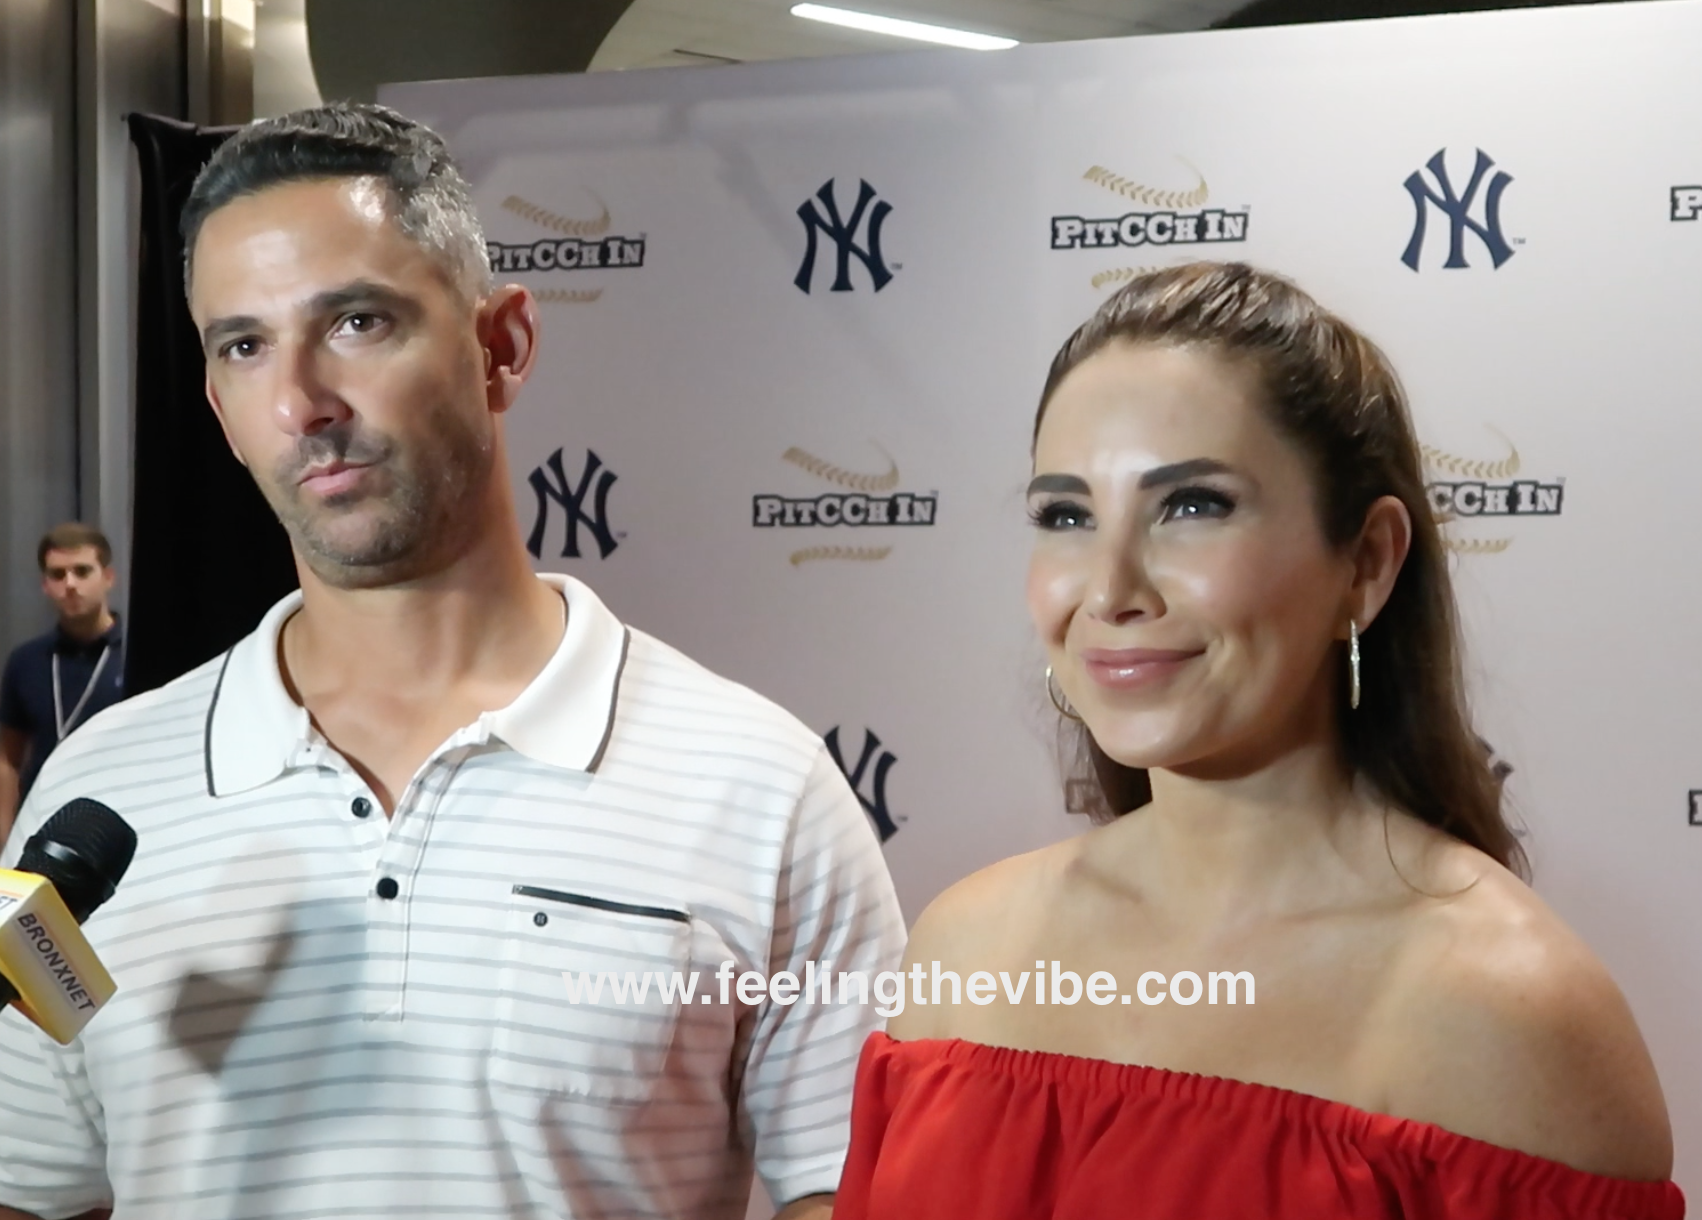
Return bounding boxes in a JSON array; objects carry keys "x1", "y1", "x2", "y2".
[
  {"x1": 201, "y1": 314, "x2": 262, "y2": 352},
  {"x1": 303, "y1": 280, "x2": 413, "y2": 317},
  {"x1": 1136, "y1": 457, "x2": 1235, "y2": 490},
  {"x1": 200, "y1": 281, "x2": 414, "y2": 353}
]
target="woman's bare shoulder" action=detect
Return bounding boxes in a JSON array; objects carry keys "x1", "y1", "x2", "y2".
[
  {"x1": 1370, "y1": 844, "x2": 1673, "y2": 1180},
  {"x1": 885, "y1": 837, "x2": 1078, "y2": 1041},
  {"x1": 907, "y1": 839, "x2": 1074, "y2": 960}
]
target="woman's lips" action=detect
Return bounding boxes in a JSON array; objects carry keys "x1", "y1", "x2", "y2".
[{"x1": 1079, "y1": 648, "x2": 1204, "y2": 691}]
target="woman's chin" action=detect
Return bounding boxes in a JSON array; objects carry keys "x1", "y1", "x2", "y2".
[{"x1": 1084, "y1": 731, "x2": 1190, "y2": 774}]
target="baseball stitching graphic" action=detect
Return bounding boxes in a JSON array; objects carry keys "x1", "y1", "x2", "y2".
[
  {"x1": 1441, "y1": 536, "x2": 1514, "y2": 555},
  {"x1": 788, "y1": 546, "x2": 894, "y2": 566},
  {"x1": 1083, "y1": 162, "x2": 1210, "y2": 210},
  {"x1": 534, "y1": 287, "x2": 605, "y2": 304},
  {"x1": 1421, "y1": 432, "x2": 1520, "y2": 481},
  {"x1": 783, "y1": 445, "x2": 900, "y2": 493},
  {"x1": 1091, "y1": 266, "x2": 1160, "y2": 290},
  {"x1": 501, "y1": 194, "x2": 612, "y2": 237}
]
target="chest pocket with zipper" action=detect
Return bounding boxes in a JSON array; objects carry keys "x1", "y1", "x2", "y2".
[{"x1": 489, "y1": 884, "x2": 692, "y2": 1103}]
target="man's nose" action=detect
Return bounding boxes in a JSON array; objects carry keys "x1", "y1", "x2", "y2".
[{"x1": 273, "y1": 344, "x2": 352, "y2": 437}]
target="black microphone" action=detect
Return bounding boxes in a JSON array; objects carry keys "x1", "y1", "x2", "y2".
[{"x1": 0, "y1": 799, "x2": 137, "y2": 1039}]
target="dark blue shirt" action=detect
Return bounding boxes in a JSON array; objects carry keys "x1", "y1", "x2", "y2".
[{"x1": 0, "y1": 616, "x2": 125, "y2": 801}]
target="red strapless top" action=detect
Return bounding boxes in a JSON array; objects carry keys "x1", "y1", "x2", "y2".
[{"x1": 834, "y1": 1033, "x2": 1684, "y2": 1219}]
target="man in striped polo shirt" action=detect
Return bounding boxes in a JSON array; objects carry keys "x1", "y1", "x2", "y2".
[{"x1": 0, "y1": 104, "x2": 905, "y2": 1220}]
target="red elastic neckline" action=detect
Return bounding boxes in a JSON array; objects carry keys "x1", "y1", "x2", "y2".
[{"x1": 869, "y1": 1032, "x2": 1680, "y2": 1204}]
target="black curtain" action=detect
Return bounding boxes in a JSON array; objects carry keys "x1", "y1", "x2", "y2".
[{"x1": 125, "y1": 114, "x2": 298, "y2": 697}]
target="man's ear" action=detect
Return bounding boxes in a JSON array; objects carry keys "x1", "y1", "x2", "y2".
[
  {"x1": 204, "y1": 374, "x2": 248, "y2": 468},
  {"x1": 479, "y1": 285, "x2": 541, "y2": 415}
]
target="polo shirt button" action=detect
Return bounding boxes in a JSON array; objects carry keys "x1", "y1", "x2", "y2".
[
  {"x1": 351, "y1": 797, "x2": 372, "y2": 818},
  {"x1": 376, "y1": 877, "x2": 400, "y2": 900}
]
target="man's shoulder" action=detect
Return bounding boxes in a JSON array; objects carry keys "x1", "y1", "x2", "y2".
[
  {"x1": 30, "y1": 651, "x2": 229, "y2": 781},
  {"x1": 1, "y1": 628, "x2": 56, "y2": 676},
  {"x1": 7, "y1": 652, "x2": 229, "y2": 862},
  {"x1": 1, "y1": 630, "x2": 58, "y2": 726},
  {"x1": 621, "y1": 629, "x2": 827, "y2": 761}
]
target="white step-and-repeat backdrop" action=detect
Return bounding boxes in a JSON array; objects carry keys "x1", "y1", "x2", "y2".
[{"x1": 388, "y1": 0, "x2": 1702, "y2": 1195}]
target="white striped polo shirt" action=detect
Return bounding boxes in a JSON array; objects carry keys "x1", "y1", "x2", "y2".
[{"x1": 0, "y1": 573, "x2": 905, "y2": 1220}]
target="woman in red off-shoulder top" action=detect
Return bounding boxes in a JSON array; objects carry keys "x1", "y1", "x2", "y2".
[{"x1": 833, "y1": 263, "x2": 1683, "y2": 1219}]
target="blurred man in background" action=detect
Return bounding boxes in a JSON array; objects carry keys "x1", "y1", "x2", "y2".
[{"x1": 0, "y1": 524, "x2": 125, "y2": 845}]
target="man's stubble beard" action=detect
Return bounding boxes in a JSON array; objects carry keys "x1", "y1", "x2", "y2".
[
  {"x1": 263, "y1": 407, "x2": 497, "y2": 590},
  {"x1": 57, "y1": 603, "x2": 108, "y2": 634}
]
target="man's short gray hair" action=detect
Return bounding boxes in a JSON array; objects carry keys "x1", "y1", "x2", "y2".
[{"x1": 181, "y1": 101, "x2": 493, "y2": 298}]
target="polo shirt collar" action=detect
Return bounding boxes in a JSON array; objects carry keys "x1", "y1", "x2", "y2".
[
  {"x1": 205, "y1": 574, "x2": 629, "y2": 798},
  {"x1": 487, "y1": 574, "x2": 630, "y2": 773}
]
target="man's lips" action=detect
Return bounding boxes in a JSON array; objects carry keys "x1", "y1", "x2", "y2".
[
  {"x1": 299, "y1": 462, "x2": 371, "y2": 495},
  {"x1": 1079, "y1": 647, "x2": 1205, "y2": 691}
]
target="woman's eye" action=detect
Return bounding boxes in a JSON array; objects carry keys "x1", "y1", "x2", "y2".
[
  {"x1": 1157, "y1": 486, "x2": 1235, "y2": 523},
  {"x1": 1029, "y1": 500, "x2": 1092, "y2": 531}
]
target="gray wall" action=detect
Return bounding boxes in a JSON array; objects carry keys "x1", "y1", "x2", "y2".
[
  {"x1": 0, "y1": 0, "x2": 80, "y2": 649},
  {"x1": 77, "y1": 0, "x2": 187, "y2": 617},
  {"x1": 0, "y1": 1, "x2": 185, "y2": 658}
]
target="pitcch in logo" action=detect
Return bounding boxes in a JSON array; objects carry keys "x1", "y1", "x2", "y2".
[{"x1": 751, "y1": 445, "x2": 938, "y2": 566}]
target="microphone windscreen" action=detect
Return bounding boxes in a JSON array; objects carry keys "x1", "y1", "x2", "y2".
[{"x1": 16, "y1": 799, "x2": 138, "y2": 922}]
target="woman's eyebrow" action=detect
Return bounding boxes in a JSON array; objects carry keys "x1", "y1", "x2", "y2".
[
  {"x1": 1136, "y1": 457, "x2": 1234, "y2": 490},
  {"x1": 1026, "y1": 473, "x2": 1090, "y2": 496}
]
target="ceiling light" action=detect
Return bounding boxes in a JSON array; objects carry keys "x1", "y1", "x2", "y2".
[{"x1": 790, "y1": 4, "x2": 1019, "y2": 51}]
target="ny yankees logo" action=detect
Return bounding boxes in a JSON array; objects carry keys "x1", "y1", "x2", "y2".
[
  {"x1": 824, "y1": 726, "x2": 900, "y2": 842},
  {"x1": 526, "y1": 447, "x2": 620, "y2": 560},
  {"x1": 1401, "y1": 149, "x2": 1515, "y2": 271},
  {"x1": 795, "y1": 179, "x2": 894, "y2": 294}
]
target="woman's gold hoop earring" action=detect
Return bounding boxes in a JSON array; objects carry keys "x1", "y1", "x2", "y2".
[
  {"x1": 1046, "y1": 666, "x2": 1083, "y2": 722},
  {"x1": 1348, "y1": 620, "x2": 1362, "y2": 711}
]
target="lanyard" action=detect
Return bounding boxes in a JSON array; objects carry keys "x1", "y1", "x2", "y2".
[{"x1": 53, "y1": 644, "x2": 113, "y2": 743}]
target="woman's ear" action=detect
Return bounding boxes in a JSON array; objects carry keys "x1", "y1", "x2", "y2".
[{"x1": 1349, "y1": 494, "x2": 1413, "y2": 631}]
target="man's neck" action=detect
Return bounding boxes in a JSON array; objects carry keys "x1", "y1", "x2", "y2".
[
  {"x1": 59, "y1": 608, "x2": 115, "y2": 644},
  {"x1": 282, "y1": 533, "x2": 563, "y2": 703}
]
